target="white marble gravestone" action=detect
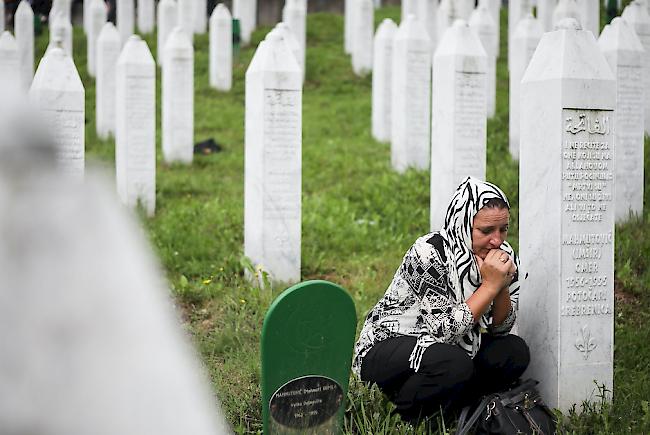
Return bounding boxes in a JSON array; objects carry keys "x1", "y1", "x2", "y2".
[
  {"x1": 0, "y1": 0, "x2": 4, "y2": 33},
  {"x1": 456, "y1": 0, "x2": 475, "y2": 20},
  {"x1": 372, "y1": 18, "x2": 397, "y2": 143},
  {"x1": 578, "y1": 0, "x2": 600, "y2": 36},
  {"x1": 0, "y1": 105, "x2": 232, "y2": 435},
  {"x1": 233, "y1": 0, "x2": 256, "y2": 46},
  {"x1": 519, "y1": 19, "x2": 615, "y2": 412},
  {"x1": 87, "y1": 0, "x2": 107, "y2": 78},
  {"x1": 275, "y1": 22, "x2": 301, "y2": 75},
  {"x1": 391, "y1": 15, "x2": 431, "y2": 173},
  {"x1": 553, "y1": 0, "x2": 582, "y2": 29},
  {"x1": 469, "y1": 2, "x2": 497, "y2": 118},
  {"x1": 622, "y1": 0, "x2": 650, "y2": 135},
  {"x1": 599, "y1": 18, "x2": 645, "y2": 222},
  {"x1": 117, "y1": 0, "x2": 135, "y2": 45},
  {"x1": 415, "y1": 0, "x2": 438, "y2": 47},
  {"x1": 245, "y1": 31, "x2": 302, "y2": 284},
  {"x1": 344, "y1": 0, "x2": 353, "y2": 53},
  {"x1": 162, "y1": 28, "x2": 194, "y2": 164},
  {"x1": 402, "y1": 0, "x2": 417, "y2": 19},
  {"x1": 115, "y1": 35, "x2": 156, "y2": 216},
  {"x1": 436, "y1": 0, "x2": 456, "y2": 42},
  {"x1": 508, "y1": 0, "x2": 532, "y2": 69},
  {"x1": 352, "y1": 0, "x2": 373, "y2": 76},
  {"x1": 194, "y1": 0, "x2": 207, "y2": 33},
  {"x1": 157, "y1": 0, "x2": 177, "y2": 66},
  {"x1": 282, "y1": 0, "x2": 307, "y2": 80},
  {"x1": 49, "y1": 0, "x2": 71, "y2": 26},
  {"x1": 509, "y1": 14, "x2": 542, "y2": 160},
  {"x1": 84, "y1": 0, "x2": 91, "y2": 34},
  {"x1": 29, "y1": 47, "x2": 84, "y2": 179},
  {"x1": 488, "y1": 0, "x2": 500, "y2": 56},
  {"x1": 49, "y1": 11, "x2": 72, "y2": 56},
  {"x1": 430, "y1": 20, "x2": 487, "y2": 230},
  {"x1": 0, "y1": 32, "x2": 20, "y2": 97},
  {"x1": 177, "y1": 0, "x2": 194, "y2": 42},
  {"x1": 14, "y1": 1, "x2": 34, "y2": 90},
  {"x1": 137, "y1": 0, "x2": 155, "y2": 34},
  {"x1": 96, "y1": 22, "x2": 121, "y2": 139},
  {"x1": 209, "y1": 3, "x2": 232, "y2": 91},
  {"x1": 537, "y1": 0, "x2": 555, "y2": 31}
]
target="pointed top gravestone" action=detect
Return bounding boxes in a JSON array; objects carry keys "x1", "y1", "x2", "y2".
[
  {"x1": 0, "y1": 0, "x2": 4, "y2": 33},
  {"x1": 275, "y1": 22, "x2": 302, "y2": 74},
  {"x1": 352, "y1": 0, "x2": 373, "y2": 76},
  {"x1": 579, "y1": 0, "x2": 600, "y2": 37},
  {"x1": 117, "y1": 0, "x2": 135, "y2": 45},
  {"x1": 15, "y1": 1, "x2": 34, "y2": 90},
  {"x1": 96, "y1": 22, "x2": 121, "y2": 139},
  {"x1": 261, "y1": 280, "x2": 357, "y2": 435},
  {"x1": 469, "y1": 2, "x2": 497, "y2": 118},
  {"x1": 0, "y1": 31, "x2": 20, "y2": 97},
  {"x1": 372, "y1": 18, "x2": 398, "y2": 143},
  {"x1": 137, "y1": 0, "x2": 155, "y2": 34},
  {"x1": 209, "y1": 3, "x2": 233, "y2": 91},
  {"x1": 553, "y1": 0, "x2": 582, "y2": 29},
  {"x1": 157, "y1": 0, "x2": 178, "y2": 66},
  {"x1": 178, "y1": 0, "x2": 194, "y2": 42},
  {"x1": 622, "y1": 0, "x2": 650, "y2": 135},
  {"x1": 283, "y1": 0, "x2": 307, "y2": 81},
  {"x1": 233, "y1": 0, "x2": 256, "y2": 46},
  {"x1": 87, "y1": 0, "x2": 107, "y2": 77},
  {"x1": 193, "y1": 0, "x2": 207, "y2": 33},
  {"x1": 49, "y1": 10, "x2": 72, "y2": 56}
]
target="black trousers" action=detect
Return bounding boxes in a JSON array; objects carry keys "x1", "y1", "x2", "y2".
[{"x1": 360, "y1": 334, "x2": 530, "y2": 422}]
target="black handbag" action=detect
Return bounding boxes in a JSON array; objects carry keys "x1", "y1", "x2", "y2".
[{"x1": 455, "y1": 379, "x2": 557, "y2": 435}]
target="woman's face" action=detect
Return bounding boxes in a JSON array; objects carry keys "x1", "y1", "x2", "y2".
[{"x1": 471, "y1": 206, "x2": 510, "y2": 260}]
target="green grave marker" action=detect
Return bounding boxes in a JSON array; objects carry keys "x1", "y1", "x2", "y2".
[{"x1": 261, "y1": 280, "x2": 357, "y2": 434}]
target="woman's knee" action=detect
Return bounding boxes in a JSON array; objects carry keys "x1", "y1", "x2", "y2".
[
  {"x1": 418, "y1": 344, "x2": 474, "y2": 384},
  {"x1": 507, "y1": 335, "x2": 531, "y2": 372}
]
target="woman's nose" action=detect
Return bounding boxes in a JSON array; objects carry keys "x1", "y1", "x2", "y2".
[{"x1": 490, "y1": 234, "x2": 503, "y2": 247}]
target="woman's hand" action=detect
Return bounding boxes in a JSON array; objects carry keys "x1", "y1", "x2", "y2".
[{"x1": 476, "y1": 249, "x2": 515, "y2": 295}]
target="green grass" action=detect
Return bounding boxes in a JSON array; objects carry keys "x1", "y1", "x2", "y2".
[{"x1": 36, "y1": 4, "x2": 650, "y2": 433}]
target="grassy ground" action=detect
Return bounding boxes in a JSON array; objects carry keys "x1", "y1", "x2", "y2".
[{"x1": 33, "y1": 4, "x2": 650, "y2": 433}]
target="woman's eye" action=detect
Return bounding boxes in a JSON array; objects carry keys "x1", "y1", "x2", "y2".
[{"x1": 481, "y1": 229, "x2": 491, "y2": 235}]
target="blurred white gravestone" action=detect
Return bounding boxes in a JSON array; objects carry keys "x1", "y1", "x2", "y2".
[
  {"x1": 622, "y1": 0, "x2": 650, "y2": 135},
  {"x1": 0, "y1": 32, "x2": 20, "y2": 96},
  {"x1": 469, "y1": 1, "x2": 497, "y2": 118},
  {"x1": 578, "y1": 0, "x2": 599, "y2": 36},
  {"x1": 508, "y1": 0, "x2": 532, "y2": 70},
  {"x1": 0, "y1": 0, "x2": 4, "y2": 33},
  {"x1": 0, "y1": 106, "x2": 232, "y2": 435},
  {"x1": 599, "y1": 18, "x2": 645, "y2": 222},
  {"x1": 157, "y1": 0, "x2": 177, "y2": 66},
  {"x1": 245, "y1": 31, "x2": 302, "y2": 284},
  {"x1": 49, "y1": 11, "x2": 73, "y2": 56},
  {"x1": 15, "y1": 1, "x2": 34, "y2": 90},
  {"x1": 552, "y1": 0, "x2": 582, "y2": 29},
  {"x1": 29, "y1": 47, "x2": 84, "y2": 179},
  {"x1": 137, "y1": 0, "x2": 155, "y2": 34},
  {"x1": 96, "y1": 22, "x2": 121, "y2": 139},
  {"x1": 391, "y1": 15, "x2": 431, "y2": 173},
  {"x1": 194, "y1": 0, "x2": 207, "y2": 33},
  {"x1": 372, "y1": 18, "x2": 397, "y2": 143},
  {"x1": 519, "y1": 19, "x2": 615, "y2": 412},
  {"x1": 344, "y1": 0, "x2": 353, "y2": 53},
  {"x1": 415, "y1": 0, "x2": 438, "y2": 47},
  {"x1": 209, "y1": 3, "x2": 232, "y2": 91},
  {"x1": 352, "y1": 0, "x2": 373, "y2": 76},
  {"x1": 430, "y1": 20, "x2": 487, "y2": 230},
  {"x1": 488, "y1": 0, "x2": 500, "y2": 55},
  {"x1": 509, "y1": 14, "x2": 542, "y2": 160},
  {"x1": 178, "y1": 0, "x2": 194, "y2": 42},
  {"x1": 115, "y1": 35, "x2": 156, "y2": 216},
  {"x1": 282, "y1": 0, "x2": 307, "y2": 80},
  {"x1": 49, "y1": 0, "x2": 72, "y2": 26},
  {"x1": 456, "y1": 0, "x2": 474, "y2": 20},
  {"x1": 87, "y1": 0, "x2": 108, "y2": 78},
  {"x1": 275, "y1": 22, "x2": 301, "y2": 76},
  {"x1": 117, "y1": 0, "x2": 135, "y2": 45},
  {"x1": 84, "y1": 0, "x2": 91, "y2": 33},
  {"x1": 233, "y1": 0, "x2": 256, "y2": 46},
  {"x1": 402, "y1": 0, "x2": 417, "y2": 20},
  {"x1": 437, "y1": 0, "x2": 459, "y2": 42},
  {"x1": 537, "y1": 0, "x2": 555, "y2": 31},
  {"x1": 163, "y1": 28, "x2": 194, "y2": 164}
]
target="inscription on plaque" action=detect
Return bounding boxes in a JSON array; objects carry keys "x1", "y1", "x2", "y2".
[
  {"x1": 454, "y1": 71, "x2": 485, "y2": 181},
  {"x1": 616, "y1": 65, "x2": 643, "y2": 207},
  {"x1": 405, "y1": 49, "x2": 430, "y2": 151},
  {"x1": 42, "y1": 108, "x2": 84, "y2": 176}
]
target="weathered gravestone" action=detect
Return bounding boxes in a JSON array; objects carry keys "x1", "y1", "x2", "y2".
[
  {"x1": 210, "y1": 3, "x2": 233, "y2": 91},
  {"x1": 553, "y1": 0, "x2": 582, "y2": 29},
  {"x1": 519, "y1": 18, "x2": 615, "y2": 412},
  {"x1": 0, "y1": 31, "x2": 20, "y2": 97},
  {"x1": 87, "y1": 0, "x2": 107, "y2": 78},
  {"x1": 508, "y1": 0, "x2": 532, "y2": 69},
  {"x1": 49, "y1": 0, "x2": 71, "y2": 27},
  {"x1": 157, "y1": 0, "x2": 177, "y2": 66},
  {"x1": 14, "y1": 1, "x2": 34, "y2": 90},
  {"x1": 282, "y1": 0, "x2": 307, "y2": 81},
  {"x1": 29, "y1": 46, "x2": 84, "y2": 179},
  {"x1": 261, "y1": 280, "x2": 357, "y2": 435},
  {"x1": 178, "y1": 0, "x2": 194, "y2": 43},
  {"x1": 96, "y1": 22, "x2": 121, "y2": 139},
  {"x1": 391, "y1": 14, "x2": 431, "y2": 173},
  {"x1": 234, "y1": 0, "x2": 256, "y2": 46},
  {"x1": 509, "y1": 14, "x2": 542, "y2": 160},
  {"x1": 622, "y1": 0, "x2": 650, "y2": 136},
  {"x1": 116, "y1": 35, "x2": 156, "y2": 216},
  {"x1": 431, "y1": 20, "x2": 487, "y2": 230},
  {"x1": 352, "y1": 0, "x2": 373, "y2": 76},
  {"x1": 117, "y1": 0, "x2": 135, "y2": 45},
  {"x1": 578, "y1": 0, "x2": 600, "y2": 37},
  {"x1": 137, "y1": 0, "x2": 155, "y2": 34},
  {"x1": 49, "y1": 11, "x2": 72, "y2": 56},
  {"x1": 194, "y1": 0, "x2": 207, "y2": 34},
  {"x1": 245, "y1": 30, "x2": 302, "y2": 283},
  {"x1": 469, "y1": 0, "x2": 497, "y2": 118},
  {"x1": 162, "y1": 28, "x2": 194, "y2": 164},
  {"x1": 371, "y1": 18, "x2": 397, "y2": 143},
  {"x1": 599, "y1": 18, "x2": 645, "y2": 222}
]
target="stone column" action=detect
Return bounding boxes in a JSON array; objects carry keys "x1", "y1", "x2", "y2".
[
  {"x1": 282, "y1": 0, "x2": 307, "y2": 81},
  {"x1": 245, "y1": 31, "x2": 302, "y2": 283},
  {"x1": 0, "y1": 32, "x2": 20, "y2": 97},
  {"x1": 552, "y1": 0, "x2": 582, "y2": 29},
  {"x1": 87, "y1": 0, "x2": 107, "y2": 78},
  {"x1": 117, "y1": 0, "x2": 135, "y2": 45},
  {"x1": 137, "y1": 0, "x2": 155, "y2": 34},
  {"x1": 519, "y1": 19, "x2": 615, "y2": 412},
  {"x1": 49, "y1": 11, "x2": 73, "y2": 57},
  {"x1": 391, "y1": 14, "x2": 431, "y2": 173},
  {"x1": 96, "y1": 23, "x2": 121, "y2": 140},
  {"x1": 233, "y1": 0, "x2": 256, "y2": 46},
  {"x1": 177, "y1": 0, "x2": 194, "y2": 43},
  {"x1": 372, "y1": 18, "x2": 397, "y2": 143},
  {"x1": 599, "y1": 18, "x2": 645, "y2": 222},
  {"x1": 430, "y1": 20, "x2": 487, "y2": 230},
  {"x1": 115, "y1": 35, "x2": 156, "y2": 217},
  {"x1": 14, "y1": 1, "x2": 34, "y2": 90},
  {"x1": 352, "y1": 0, "x2": 373, "y2": 76},
  {"x1": 157, "y1": 0, "x2": 177, "y2": 66},
  {"x1": 194, "y1": 0, "x2": 207, "y2": 34},
  {"x1": 509, "y1": 14, "x2": 542, "y2": 160},
  {"x1": 622, "y1": 0, "x2": 650, "y2": 135},
  {"x1": 469, "y1": 1, "x2": 497, "y2": 118},
  {"x1": 209, "y1": 3, "x2": 232, "y2": 91},
  {"x1": 29, "y1": 46, "x2": 84, "y2": 179}
]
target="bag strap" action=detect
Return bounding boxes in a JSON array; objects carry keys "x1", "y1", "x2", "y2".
[{"x1": 455, "y1": 396, "x2": 494, "y2": 435}]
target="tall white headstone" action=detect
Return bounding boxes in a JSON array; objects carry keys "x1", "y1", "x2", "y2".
[
  {"x1": 117, "y1": 0, "x2": 135, "y2": 45},
  {"x1": 137, "y1": 0, "x2": 155, "y2": 34},
  {"x1": 84, "y1": 0, "x2": 91, "y2": 33},
  {"x1": 283, "y1": 0, "x2": 307, "y2": 80},
  {"x1": 372, "y1": 18, "x2": 397, "y2": 143},
  {"x1": 194, "y1": 0, "x2": 207, "y2": 33},
  {"x1": 14, "y1": 1, "x2": 34, "y2": 90},
  {"x1": 488, "y1": 0, "x2": 500, "y2": 56},
  {"x1": 209, "y1": 3, "x2": 232, "y2": 91},
  {"x1": 416, "y1": 0, "x2": 438, "y2": 47},
  {"x1": 96, "y1": 22, "x2": 121, "y2": 139},
  {"x1": 352, "y1": 0, "x2": 373, "y2": 76},
  {"x1": 344, "y1": 0, "x2": 353, "y2": 53},
  {"x1": 177, "y1": 0, "x2": 194, "y2": 42},
  {"x1": 437, "y1": 0, "x2": 457, "y2": 42},
  {"x1": 49, "y1": 11, "x2": 73, "y2": 56},
  {"x1": 162, "y1": 28, "x2": 194, "y2": 164},
  {"x1": 87, "y1": 0, "x2": 107, "y2": 78},
  {"x1": 115, "y1": 35, "x2": 156, "y2": 216},
  {"x1": 469, "y1": 2, "x2": 497, "y2": 118},
  {"x1": 29, "y1": 47, "x2": 84, "y2": 178},
  {"x1": 537, "y1": 0, "x2": 555, "y2": 31},
  {"x1": 402, "y1": 0, "x2": 417, "y2": 19},
  {"x1": 599, "y1": 18, "x2": 645, "y2": 221},
  {"x1": 233, "y1": 0, "x2": 256, "y2": 46},
  {"x1": 519, "y1": 19, "x2": 615, "y2": 412},
  {"x1": 0, "y1": 0, "x2": 4, "y2": 33},
  {"x1": 456, "y1": 0, "x2": 475, "y2": 20},
  {"x1": 245, "y1": 31, "x2": 302, "y2": 283},
  {"x1": 276, "y1": 22, "x2": 301, "y2": 76},
  {"x1": 391, "y1": 15, "x2": 431, "y2": 173},
  {"x1": 49, "y1": 0, "x2": 71, "y2": 26},
  {"x1": 552, "y1": 0, "x2": 582, "y2": 29},
  {"x1": 509, "y1": 14, "x2": 543, "y2": 160},
  {"x1": 157, "y1": 0, "x2": 177, "y2": 66},
  {"x1": 508, "y1": 0, "x2": 532, "y2": 69},
  {"x1": 0, "y1": 31, "x2": 20, "y2": 97},
  {"x1": 622, "y1": 0, "x2": 650, "y2": 135},
  {"x1": 578, "y1": 0, "x2": 599, "y2": 36},
  {"x1": 430, "y1": 20, "x2": 487, "y2": 230}
]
